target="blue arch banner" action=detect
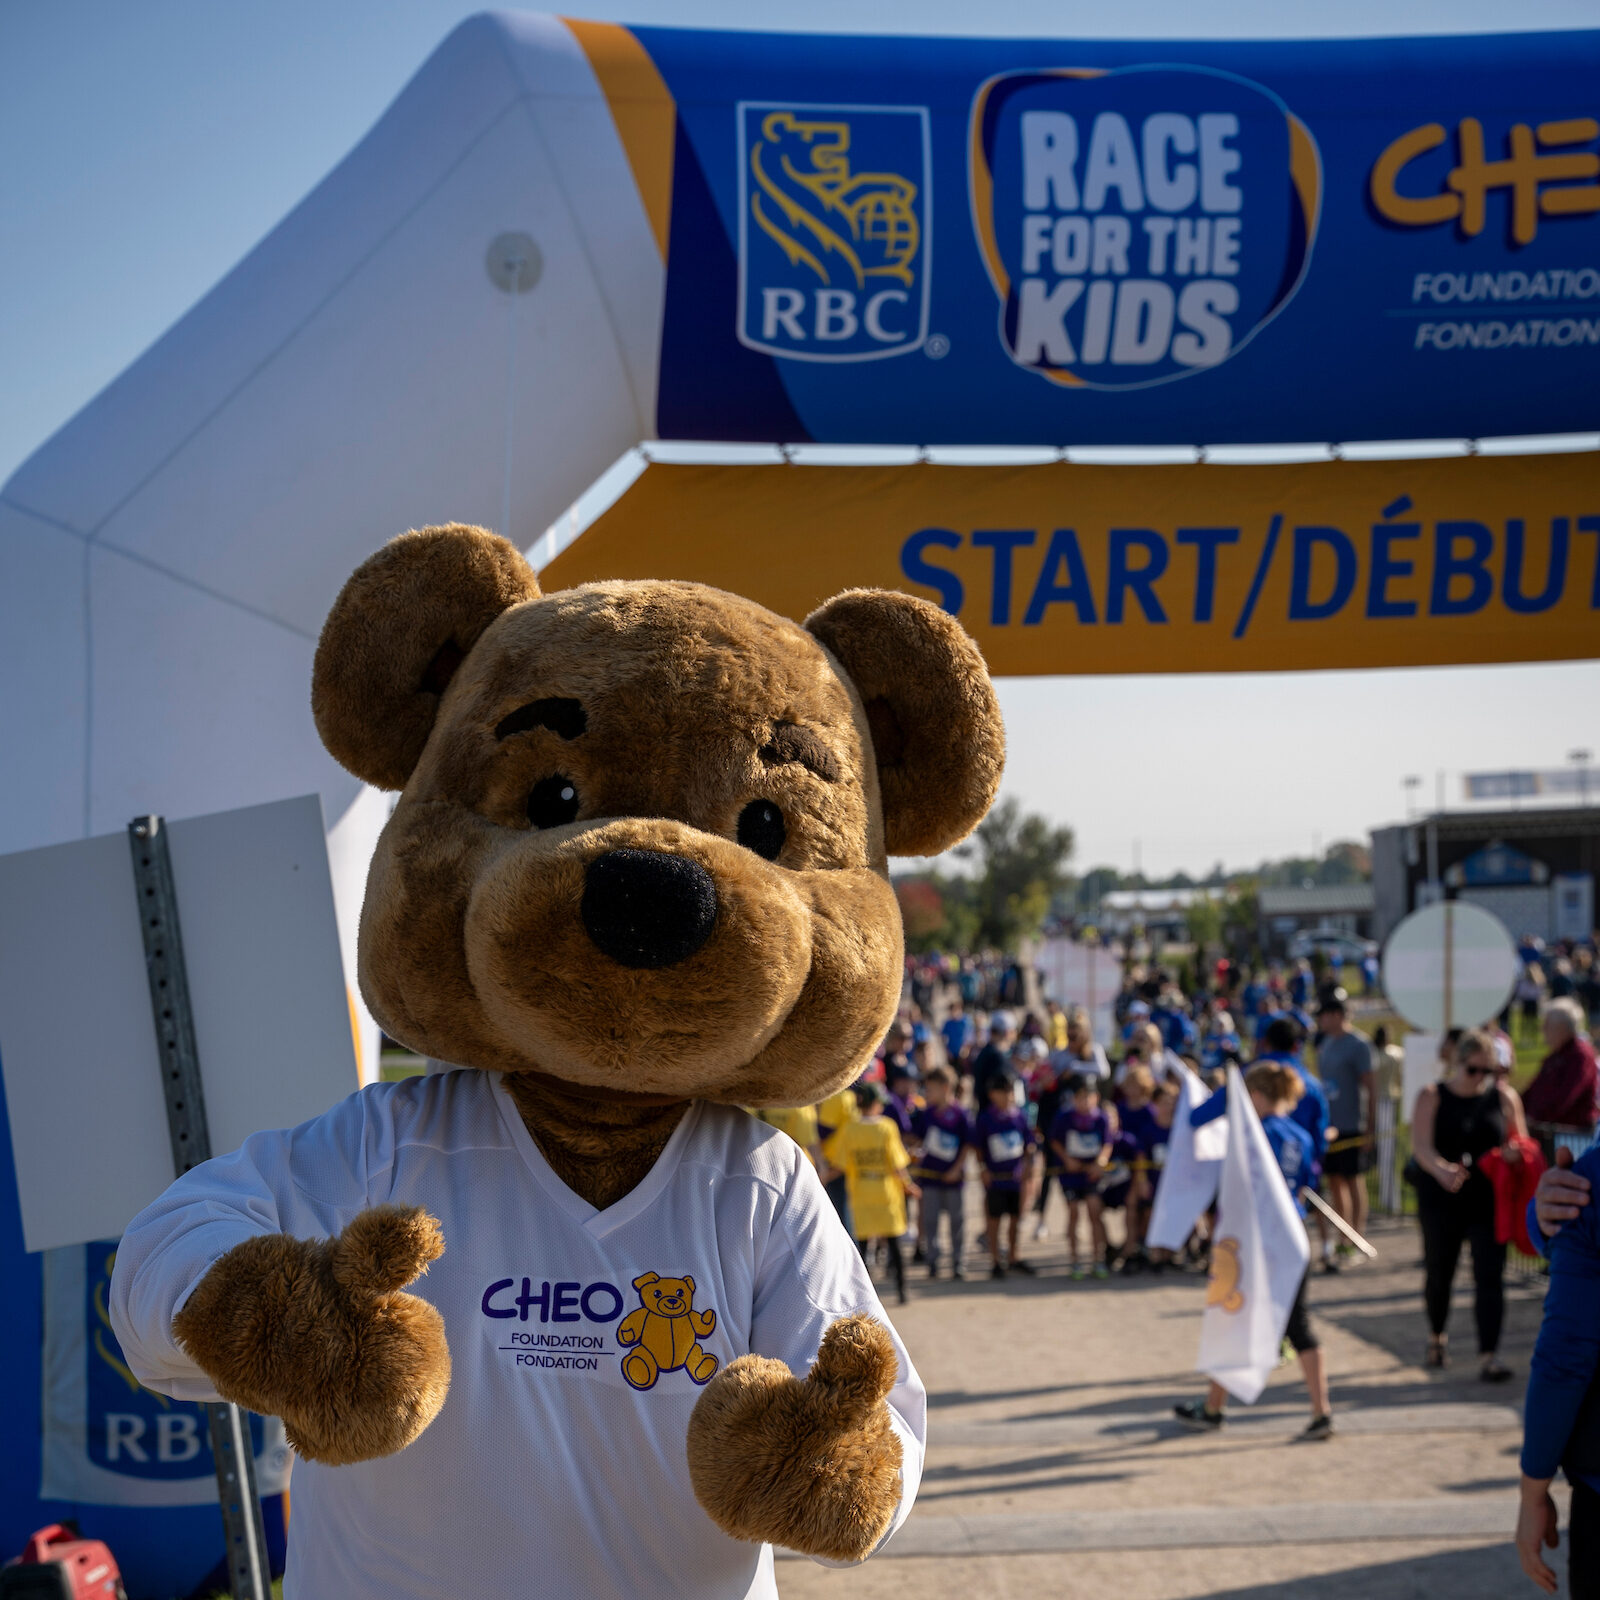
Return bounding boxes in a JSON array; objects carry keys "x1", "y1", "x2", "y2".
[{"x1": 599, "y1": 26, "x2": 1600, "y2": 444}]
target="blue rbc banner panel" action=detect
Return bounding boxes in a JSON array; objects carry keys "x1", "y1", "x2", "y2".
[{"x1": 638, "y1": 27, "x2": 1600, "y2": 445}]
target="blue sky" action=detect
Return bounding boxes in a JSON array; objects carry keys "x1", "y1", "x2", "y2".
[{"x1": 5, "y1": 0, "x2": 1597, "y2": 876}]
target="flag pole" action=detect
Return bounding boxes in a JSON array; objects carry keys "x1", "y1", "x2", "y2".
[{"x1": 1300, "y1": 1185, "x2": 1378, "y2": 1258}]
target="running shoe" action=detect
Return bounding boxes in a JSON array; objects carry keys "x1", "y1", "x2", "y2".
[
  {"x1": 1092, "y1": 1263, "x2": 1110, "y2": 1280},
  {"x1": 1297, "y1": 1414, "x2": 1335, "y2": 1442},
  {"x1": 1174, "y1": 1399, "x2": 1225, "y2": 1431},
  {"x1": 1071, "y1": 1264, "x2": 1089, "y2": 1281},
  {"x1": 1031, "y1": 1220, "x2": 1049, "y2": 1241},
  {"x1": 990, "y1": 1262, "x2": 1007, "y2": 1280},
  {"x1": 1009, "y1": 1258, "x2": 1037, "y2": 1275}
]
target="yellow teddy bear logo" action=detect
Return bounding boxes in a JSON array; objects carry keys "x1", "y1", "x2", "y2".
[
  {"x1": 1206, "y1": 1237, "x2": 1245, "y2": 1313},
  {"x1": 617, "y1": 1272, "x2": 720, "y2": 1392}
]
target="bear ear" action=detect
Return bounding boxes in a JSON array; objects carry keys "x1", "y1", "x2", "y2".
[
  {"x1": 681, "y1": 1274, "x2": 695, "y2": 1295},
  {"x1": 806, "y1": 589, "x2": 1005, "y2": 858},
  {"x1": 312, "y1": 524, "x2": 541, "y2": 790},
  {"x1": 632, "y1": 1271, "x2": 662, "y2": 1291}
]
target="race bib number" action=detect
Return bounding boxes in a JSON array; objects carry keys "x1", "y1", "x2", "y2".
[
  {"x1": 924, "y1": 1126, "x2": 962, "y2": 1163},
  {"x1": 1065, "y1": 1129, "x2": 1103, "y2": 1160},
  {"x1": 987, "y1": 1129, "x2": 1025, "y2": 1164},
  {"x1": 1152, "y1": 1144, "x2": 1168, "y2": 1167}
]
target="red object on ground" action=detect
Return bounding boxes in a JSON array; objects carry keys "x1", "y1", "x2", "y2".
[
  {"x1": 1478, "y1": 1137, "x2": 1548, "y2": 1255},
  {"x1": 0, "y1": 1525, "x2": 126, "y2": 1600}
]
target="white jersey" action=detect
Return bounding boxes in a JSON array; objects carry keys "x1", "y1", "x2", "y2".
[{"x1": 110, "y1": 1072, "x2": 924, "y2": 1599}]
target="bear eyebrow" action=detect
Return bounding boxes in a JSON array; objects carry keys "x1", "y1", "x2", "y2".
[
  {"x1": 758, "y1": 722, "x2": 840, "y2": 784},
  {"x1": 494, "y1": 697, "x2": 587, "y2": 741}
]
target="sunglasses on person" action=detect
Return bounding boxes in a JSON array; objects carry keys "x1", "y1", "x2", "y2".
[{"x1": 1460, "y1": 1063, "x2": 1494, "y2": 1078}]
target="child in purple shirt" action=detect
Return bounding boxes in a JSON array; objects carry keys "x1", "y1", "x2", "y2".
[
  {"x1": 975, "y1": 1072, "x2": 1037, "y2": 1279},
  {"x1": 1050, "y1": 1074, "x2": 1113, "y2": 1279},
  {"x1": 910, "y1": 1065, "x2": 973, "y2": 1280}
]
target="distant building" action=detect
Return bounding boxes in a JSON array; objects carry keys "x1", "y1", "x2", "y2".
[
  {"x1": 1257, "y1": 884, "x2": 1375, "y2": 958},
  {"x1": 1370, "y1": 806, "x2": 1600, "y2": 944},
  {"x1": 1096, "y1": 887, "x2": 1220, "y2": 941}
]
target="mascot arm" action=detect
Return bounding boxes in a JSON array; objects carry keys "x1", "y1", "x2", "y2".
[
  {"x1": 683, "y1": 1155, "x2": 925, "y2": 1561},
  {"x1": 687, "y1": 1315, "x2": 913, "y2": 1562},
  {"x1": 109, "y1": 1095, "x2": 452, "y2": 1466}
]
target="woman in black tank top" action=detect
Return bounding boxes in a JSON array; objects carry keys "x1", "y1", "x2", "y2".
[{"x1": 1411, "y1": 1030, "x2": 1528, "y2": 1379}]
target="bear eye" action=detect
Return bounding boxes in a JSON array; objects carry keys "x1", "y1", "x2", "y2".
[
  {"x1": 528, "y1": 775, "x2": 580, "y2": 829},
  {"x1": 737, "y1": 799, "x2": 786, "y2": 860}
]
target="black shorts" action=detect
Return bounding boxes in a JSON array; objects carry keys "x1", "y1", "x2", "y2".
[
  {"x1": 1324, "y1": 1140, "x2": 1372, "y2": 1179},
  {"x1": 985, "y1": 1187, "x2": 1022, "y2": 1219},
  {"x1": 1284, "y1": 1267, "x2": 1318, "y2": 1354}
]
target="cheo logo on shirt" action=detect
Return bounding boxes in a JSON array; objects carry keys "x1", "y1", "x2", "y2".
[
  {"x1": 480, "y1": 1269, "x2": 720, "y2": 1388},
  {"x1": 969, "y1": 65, "x2": 1320, "y2": 388}
]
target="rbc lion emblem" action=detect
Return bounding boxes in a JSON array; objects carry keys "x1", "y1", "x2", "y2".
[{"x1": 737, "y1": 102, "x2": 931, "y2": 361}]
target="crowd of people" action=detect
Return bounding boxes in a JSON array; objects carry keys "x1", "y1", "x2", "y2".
[{"x1": 760, "y1": 951, "x2": 1403, "y2": 1298}]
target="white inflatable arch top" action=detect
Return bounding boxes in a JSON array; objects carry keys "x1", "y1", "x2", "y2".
[{"x1": 1, "y1": 14, "x2": 665, "y2": 1050}]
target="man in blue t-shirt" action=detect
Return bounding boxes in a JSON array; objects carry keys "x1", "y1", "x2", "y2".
[{"x1": 1519, "y1": 1148, "x2": 1600, "y2": 1595}]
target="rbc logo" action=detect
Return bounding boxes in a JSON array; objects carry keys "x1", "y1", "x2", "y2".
[
  {"x1": 737, "y1": 102, "x2": 932, "y2": 361},
  {"x1": 970, "y1": 66, "x2": 1320, "y2": 389}
]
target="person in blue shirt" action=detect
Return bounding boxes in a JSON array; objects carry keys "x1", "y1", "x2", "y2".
[
  {"x1": 940, "y1": 999, "x2": 974, "y2": 1069},
  {"x1": 1200, "y1": 1009, "x2": 1243, "y2": 1076},
  {"x1": 1288, "y1": 960, "x2": 1314, "y2": 1009},
  {"x1": 1175, "y1": 1061, "x2": 1334, "y2": 1442},
  {"x1": 1150, "y1": 995, "x2": 1197, "y2": 1055},
  {"x1": 1518, "y1": 1145, "x2": 1600, "y2": 1595},
  {"x1": 1256, "y1": 1015, "x2": 1337, "y2": 1275}
]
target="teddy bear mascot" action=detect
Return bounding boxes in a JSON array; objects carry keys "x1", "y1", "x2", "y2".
[{"x1": 111, "y1": 524, "x2": 1004, "y2": 1597}]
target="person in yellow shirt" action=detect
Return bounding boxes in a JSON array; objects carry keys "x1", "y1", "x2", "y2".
[
  {"x1": 823, "y1": 1083, "x2": 920, "y2": 1305},
  {"x1": 815, "y1": 1083, "x2": 860, "y2": 1236},
  {"x1": 755, "y1": 1102, "x2": 822, "y2": 1168}
]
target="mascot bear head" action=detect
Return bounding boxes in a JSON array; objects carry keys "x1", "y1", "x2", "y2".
[{"x1": 312, "y1": 524, "x2": 1004, "y2": 1108}]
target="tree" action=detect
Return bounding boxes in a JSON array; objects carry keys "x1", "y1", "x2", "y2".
[
  {"x1": 1223, "y1": 881, "x2": 1261, "y2": 962},
  {"x1": 970, "y1": 799, "x2": 1075, "y2": 951},
  {"x1": 895, "y1": 878, "x2": 947, "y2": 951},
  {"x1": 1185, "y1": 896, "x2": 1224, "y2": 966}
]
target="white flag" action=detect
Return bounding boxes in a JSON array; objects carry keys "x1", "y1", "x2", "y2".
[
  {"x1": 1146, "y1": 1064, "x2": 1225, "y2": 1252},
  {"x1": 1197, "y1": 1066, "x2": 1312, "y2": 1404}
]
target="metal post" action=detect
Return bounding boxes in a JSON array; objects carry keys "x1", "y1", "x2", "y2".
[{"x1": 128, "y1": 816, "x2": 271, "y2": 1600}]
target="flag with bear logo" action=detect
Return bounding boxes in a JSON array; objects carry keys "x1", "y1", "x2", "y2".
[
  {"x1": 1146, "y1": 1061, "x2": 1224, "y2": 1253},
  {"x1": 1196, "y1": 1066, "x2": 1311, "y2": 1404}
]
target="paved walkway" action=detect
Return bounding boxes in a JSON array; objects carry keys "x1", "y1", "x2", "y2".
[{"x1": 779, "y1": 1207, "x2": 1567, "y2": 1599}]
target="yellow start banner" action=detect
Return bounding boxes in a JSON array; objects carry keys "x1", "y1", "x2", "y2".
[{"x1": 542, "y1": 452, "x2": 1600, "y2": 676}]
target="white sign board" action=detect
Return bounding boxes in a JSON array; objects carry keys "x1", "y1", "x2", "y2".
[
  {"x1": 0, "y1": 794, "x2": 359, "y2": 1253},
  {"x1": 1036, "y1": 939, "x2": 1123, "y2": 1045},
  {"x1": 1401, "y1": 1032, "x2": 1443, "y2": 1124},
  {"x1": 1382, "y1": 900, "x2": 1520, "y2": 1035}
]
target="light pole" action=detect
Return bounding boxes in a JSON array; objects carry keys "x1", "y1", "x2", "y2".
[
  {"x1": 1403, "y1": 774, "x2": 1422, "y2": 822},
  {"x1": 1571, "y1": 748, "x2": 1594, "y2": 808}
]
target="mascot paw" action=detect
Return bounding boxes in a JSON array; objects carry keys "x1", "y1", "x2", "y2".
[
  {"x1": 686, "y1": 1314, "x2": 902, "y2": 1561},
  {"x1": 173, "y1": 1205, "x2": 451, "y2": 1464}
]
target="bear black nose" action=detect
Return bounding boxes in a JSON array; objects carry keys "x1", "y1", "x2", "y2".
[{"x1": 580, "y1": 849, "x2": 718, "y2": 969}]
